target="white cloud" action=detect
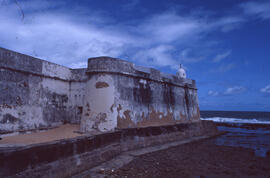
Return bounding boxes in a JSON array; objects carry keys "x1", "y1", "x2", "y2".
[
  {"x1": 260, "y1": 85, "x2": 270, "y2": 93},
  {"x1": 215, "y1": 63, "x2": 235, "y2": 73},
  {"x1": 216, "y1": 16, "x2": 246, "y2": 32},
  {"x1": 224, "y1": 86, "x2": 246, "y2": 95},
  {"x1": 0, "y1": 0, "x2": 252, "y2": 69},
  {"x1": 208, "y1": 90, "x2": 219, "y2": 96},
  {"x1": 240, "y1": 1, "x2": 270, "y2": 19},
  {"x1": 0, "y1": 1, "x2": 134, "y2": 67},
  {"x1": 207, "y1": 86, "x2": 246, "y2": 97},
  {"x1": 179, "y1": 48, "x2": 204, "y2": 63},
  {"x1": 69, "y1": 62, "x2": 87, "y2": 69},
  {"x1": 121, "y1": 0, "x2": 140, "y2": 10},
  {"x1": 133, "y1": 45, "x2": 177, "y2": 69},
  {"x1": 139, "y1": 13, "x2": 202, "y2": 44},
  {"x1": 213, "y1": 50, "x2": 231, "y2": 63}
]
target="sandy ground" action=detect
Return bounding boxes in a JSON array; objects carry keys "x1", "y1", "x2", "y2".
[
  {"x1": 107, "y1": 138, "x2": 270, "y2": 178},
  {"x1": 0, "y1": 124, "x2": 84, "y2": 145}
]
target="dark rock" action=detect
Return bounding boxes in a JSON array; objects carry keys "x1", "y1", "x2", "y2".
[{"x1": 266, "y1": 150, "x2": 270, "y2": 157}]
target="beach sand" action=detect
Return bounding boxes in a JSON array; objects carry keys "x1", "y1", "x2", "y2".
[{"x1": 0, "y1": 124, "x2": 84, "y2": 145}]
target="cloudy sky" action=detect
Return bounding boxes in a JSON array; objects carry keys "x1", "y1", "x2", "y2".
[{"x1": 0, "y1": 0, "x2": 270, "y2": 111}]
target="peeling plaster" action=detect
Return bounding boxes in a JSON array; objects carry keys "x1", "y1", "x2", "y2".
[
  {"x1": 80, "y1": 75, "x2": 117, "y2": 132},
  {"x1": 1, "y1": 49, "x2": 200, "y2": 134}
]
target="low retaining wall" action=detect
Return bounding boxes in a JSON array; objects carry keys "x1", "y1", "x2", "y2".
[{"x1": 0, "y1": 121, "x2": 217, "y2": 177}]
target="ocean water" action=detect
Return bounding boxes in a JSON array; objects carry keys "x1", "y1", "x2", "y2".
[
  {"x1": 200, "y1": 110, "x2": 270, "y2": 123},
  {"x1": 200, "y1": 111, "x2": 270, "y2": 157}
]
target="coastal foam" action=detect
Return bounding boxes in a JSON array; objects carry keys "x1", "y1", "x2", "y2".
[{"x1": 200, "y1": 117, "x2": 270, "y2": 124}]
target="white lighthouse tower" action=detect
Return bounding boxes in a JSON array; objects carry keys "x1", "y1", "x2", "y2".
[{"x1": 177, "y1": 64, "x2": 186, "y2": 79}]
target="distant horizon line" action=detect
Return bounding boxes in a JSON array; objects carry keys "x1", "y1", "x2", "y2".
[{"x1": 200, "y1": 110, "x2": 270, "y2": 113}]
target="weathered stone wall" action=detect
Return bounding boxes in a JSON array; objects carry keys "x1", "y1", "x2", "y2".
[
  {"x1": 0, "y1": 48, "x2": 85, "y2": 133},
  {"x1": 0, "y1": 48, "x2": 200, "y2": 133},
  {"x1": 81, "y1": 57, "x2": 200, "y2": 132}
]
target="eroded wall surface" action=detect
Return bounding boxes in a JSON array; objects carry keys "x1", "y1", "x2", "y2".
[
  {"x1": 0, "y1": 48, "x2": 86, "y2": 133},
  {"x1": 81, "y1": 57, "x2": 200, "y2": 132},
  {"x1": 0, "y1": 48, "x2": 200, "y2": 133}
]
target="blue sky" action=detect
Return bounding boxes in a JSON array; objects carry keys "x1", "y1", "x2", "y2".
[{"x1": 0, "y1": 0, "x2": 270, "y2": 111}]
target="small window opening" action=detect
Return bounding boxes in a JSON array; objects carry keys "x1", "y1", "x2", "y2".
[{"x1": 78, "y1": 106, "x2": 83, "y2": 114}]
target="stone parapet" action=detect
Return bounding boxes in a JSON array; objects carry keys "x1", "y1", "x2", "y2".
[{"x1": 87, "y1": 57, "x2": 196, "y2": 89}]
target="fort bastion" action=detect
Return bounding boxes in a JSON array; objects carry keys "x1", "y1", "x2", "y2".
[
  {"x1": 0, "y1": 47, "x2": 217, "y2": 177},
  {"x1": 0, "y1": 47, "x2": 200, "y2": 134}
]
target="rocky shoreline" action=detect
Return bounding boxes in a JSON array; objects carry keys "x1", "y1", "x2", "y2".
[{"x1": 108, "y1": 137, "x2": 270, "y2": 177}]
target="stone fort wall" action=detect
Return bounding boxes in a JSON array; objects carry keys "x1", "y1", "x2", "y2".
[
  {"x1": 81, "y1": 57, "x2": 200, "y2": 132},
  {"x1": 0, "y1": 47, "x2": 200, "y2": 133},
  {"x1": 0, "y1": 48, "x2": 86, "y2": 133}
]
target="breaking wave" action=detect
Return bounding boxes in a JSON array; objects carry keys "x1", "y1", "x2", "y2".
[{"x1": 201, "y1": 117, "x2": 270, "y2": 124}]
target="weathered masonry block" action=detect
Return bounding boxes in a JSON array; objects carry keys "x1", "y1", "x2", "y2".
[{"x1": 0, "y1": 47, "x2": 200, "y2": 133}]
